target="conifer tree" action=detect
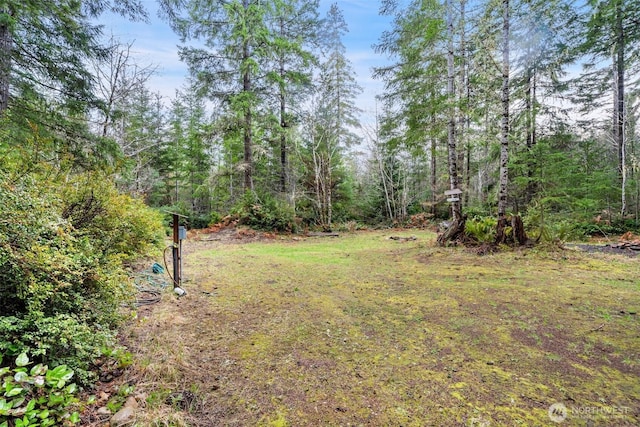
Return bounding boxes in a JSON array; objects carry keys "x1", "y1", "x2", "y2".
[
  {"x1": 302, "y1": 3, "x2": 361, "y2": 228},
  {"x1": 265, "y1": 0, "x2": 320, "y2": 195},
  {"x1": 160, "y1": 0, "x2": 273, "y2": 192},
  {"x1": 575, "y1": 0, "x2": 640, "y2": 215}
]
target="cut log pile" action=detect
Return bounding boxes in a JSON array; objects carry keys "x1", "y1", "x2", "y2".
[{"x1": 606, "y1": 232, "x2": 640, "y2": 251}]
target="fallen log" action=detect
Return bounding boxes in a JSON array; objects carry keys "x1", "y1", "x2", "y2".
[
  {"x1": 607, "y1": 242, "x2": 640, "y2": 251},
  {"x1": 389, "y1": 236, "x2": 417, "y2": 241}
]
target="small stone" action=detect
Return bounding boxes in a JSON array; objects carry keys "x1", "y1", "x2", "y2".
[
  {"x1": 110, "y1": 406, "x2": 135, "y2": 427},
  {"x1": 134, "y1": 392, "x2": 148, "y2": 403},
  {"x1": 96, "y1": 406, "x2": 111, "y2": 415},
  {"x1": 124, "y1": 396, "x2": 139, "y2": 409}
]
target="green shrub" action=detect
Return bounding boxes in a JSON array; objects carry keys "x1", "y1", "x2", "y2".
[
  {"x1": 521, "y1": 208, "x2": 583, "y2": 242},
  {"x1": 574, "y1": 219, "x2": 640, "y2": 238},
  {"x1": 464, "y1": 206, "x2": 493, "y2": 220},
  {"x1": 61, "y1": 175, "x2": 164, "y2": 262},
  {"x1": 208, "y1": 211, "x2": 222, "y2": 227},
  {"x1": 0, "y1": 315, "x2": 116, "y2": 386},
  {"x1": 233, "y1": 191, "x2": 296, "y2": 232},
  {"x1": 155, "y1": 205, "x2": 222, "y2": 230},
  {"x1": 0, "y1": 352, "x2": 80, "y2": 426},
  {"x1": 0, "y1": 172, "x2": 162, "y2": 384}
]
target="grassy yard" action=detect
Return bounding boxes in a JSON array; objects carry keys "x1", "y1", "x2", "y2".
[{"x1": 126, "y1": 229, "x2": 640, "y2": 426}]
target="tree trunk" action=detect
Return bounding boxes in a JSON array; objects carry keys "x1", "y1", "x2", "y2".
[
  {"x1": 313, "y1": 147, "x2": 323, "y2": 225},
  {"x1": 446, "y1": 0, "x2": 461, "y2": 223},
  {"x1": 377, "y1": 147, "x2": 394, "y2": 220},
  {"x1": 614, "y1": 1, "x2": 626, "y2": 215},
  {"x1": 437, "y1": 215, "x2": 466, "y2": 246},
  {"x1": 460, "y1": 0, "x2": 472, "y2": 207},
  {"x1": 512, "y1": 215, "x2": 529, "y2": 246},
  {"x1": 430, "y1": 112, "x2": 438, "y2": 217},
  {"x1": 327, "y1": 155, "x2": 333, "y2": 229},
  {"x1": 496, "y1": 0, "x2": 510, "y2": 243},
  {"x1": 525, "y1": 62, "x2": 537, "y2": 204},
  {"x1": 242, "y1": 48, "x2": 253, "y2": 192},
  {"x1": 430, "y1": 136, "x2": 437, "y2": 217},
  {"x1": 279, "y1": 18, "x2": 287, "y2": 194},
  {"x1": 0, "y1": 6, "x2": 13, "y2": 114},
  {"x1": 457, "y1": 0, "x2": 467, "y2": 189},
  {"x1": 437, "y1": 0, "x2": 464, "y2": 247}
]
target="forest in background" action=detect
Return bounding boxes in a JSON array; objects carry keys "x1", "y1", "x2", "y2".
[{"x1": 1, "y1": 0, "x2": 639, "y2": 238}]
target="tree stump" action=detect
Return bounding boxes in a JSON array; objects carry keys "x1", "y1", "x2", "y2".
[
  {"x1": 436, "y1": 215, "x2": 467, "y2": 246},
  {"x1": 495, "y1": 216, "x2": 508, "y2": 245},
  {"x1": 495, "y1": 214, "x2": 528, "y2": 246},
  {"x1": 511, "y1": 215, "x2": 528, "y2": 246}
]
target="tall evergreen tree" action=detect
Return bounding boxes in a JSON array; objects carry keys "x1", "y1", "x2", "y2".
[
  {"x1": 375, "y1": 0, "x2": 447, "y2": 218},
  {"x1": 575, "y1": 0, "x2": 640, "y2": 215},
  {"x1": 507, "y1": 0, "x2": 577, "y2": 204},
  {"x1": 265, "y1": 0, "x2": 320, "y2": 195},
  {"x1": 301, "y1": 3, "x2": 361, "y2": 228},
  {"x1": 316, "y1": 4, "x2": 361, "y2": 148},
  {"x1": 160, "y1": 0, "x2": 273, "y2": 192}
]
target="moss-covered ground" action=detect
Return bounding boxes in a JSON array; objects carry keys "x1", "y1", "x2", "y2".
[{"x1": 128, "y1": 229, "x2": 640, "y2": 426}]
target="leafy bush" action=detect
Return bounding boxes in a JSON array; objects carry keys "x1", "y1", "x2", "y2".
[
  {"x1": 0, "y1": 352, "x2": 79, "y2": 426},
  {"x1": 0, "y1": 316, "x2": 115, "y2": 386},
  {"x1": 207, "y1": 211, "x2": 222, "y2": 227},
  {"x1": 156, "y1": 204, "x2": 221, "y2": 230},
  {"x1": 464, "y1": 206, "x2": 493, "y2": 220},
  {"x1": 522, "y1": 207, "x2": 583, "y2": 242},
  {"x1": 233, "y1": 191, "x2": 296, "y2": 232},
  {"x1": 464, "y1": 216, "x2": 497, "y2": 243},
  {"x1": 574, "y1": 219, "x2": 640, "y2": 238},
  {"x1": 61, "y1": 175, "x2": 164, "y2": 262},
  {"x1": 0, "y1": 172, "x2": 163, "y2": 384}
]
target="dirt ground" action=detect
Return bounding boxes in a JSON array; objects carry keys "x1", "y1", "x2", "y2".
[{"x1": 82, "y1": 228, "x2": 640, "y2": 426}]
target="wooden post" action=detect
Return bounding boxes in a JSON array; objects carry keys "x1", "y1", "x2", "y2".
[
  {"x1": 172, "y1": 213, "x2": 180, "y2": 288},
  {"x1": 437, "y1": 188, "x2": 466, "y2": 246}
]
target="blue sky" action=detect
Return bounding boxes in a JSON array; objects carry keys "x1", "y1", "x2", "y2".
[{"x1": 100, "y1": 0, "x2": 393, "y2": 124}]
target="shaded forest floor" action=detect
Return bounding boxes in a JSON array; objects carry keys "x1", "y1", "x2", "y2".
[{"x1": 107, "y1": 229, "x2": 639, "y2": 426}]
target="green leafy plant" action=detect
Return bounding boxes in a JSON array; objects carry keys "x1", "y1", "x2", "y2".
[
  {"x1": 0, "y1": 352, "x2": 79, "y2": 427},
  {"x1": 465, "y1": 216, "x2": 498, "y2": 243},
  {"x1": 233, "y1": 191, "x2": 296, "y2": 232},
  {"x1": 0, "y1": 315, "x2": 115, "y2": 386}
]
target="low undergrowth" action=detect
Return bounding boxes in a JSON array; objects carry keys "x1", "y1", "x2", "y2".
[
  {"x1": 0, "y1": 169, "x2": 163, "y2": 402},
  {"x1": 127, "y1": 230, "x2": 640, "y2": 426}
]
